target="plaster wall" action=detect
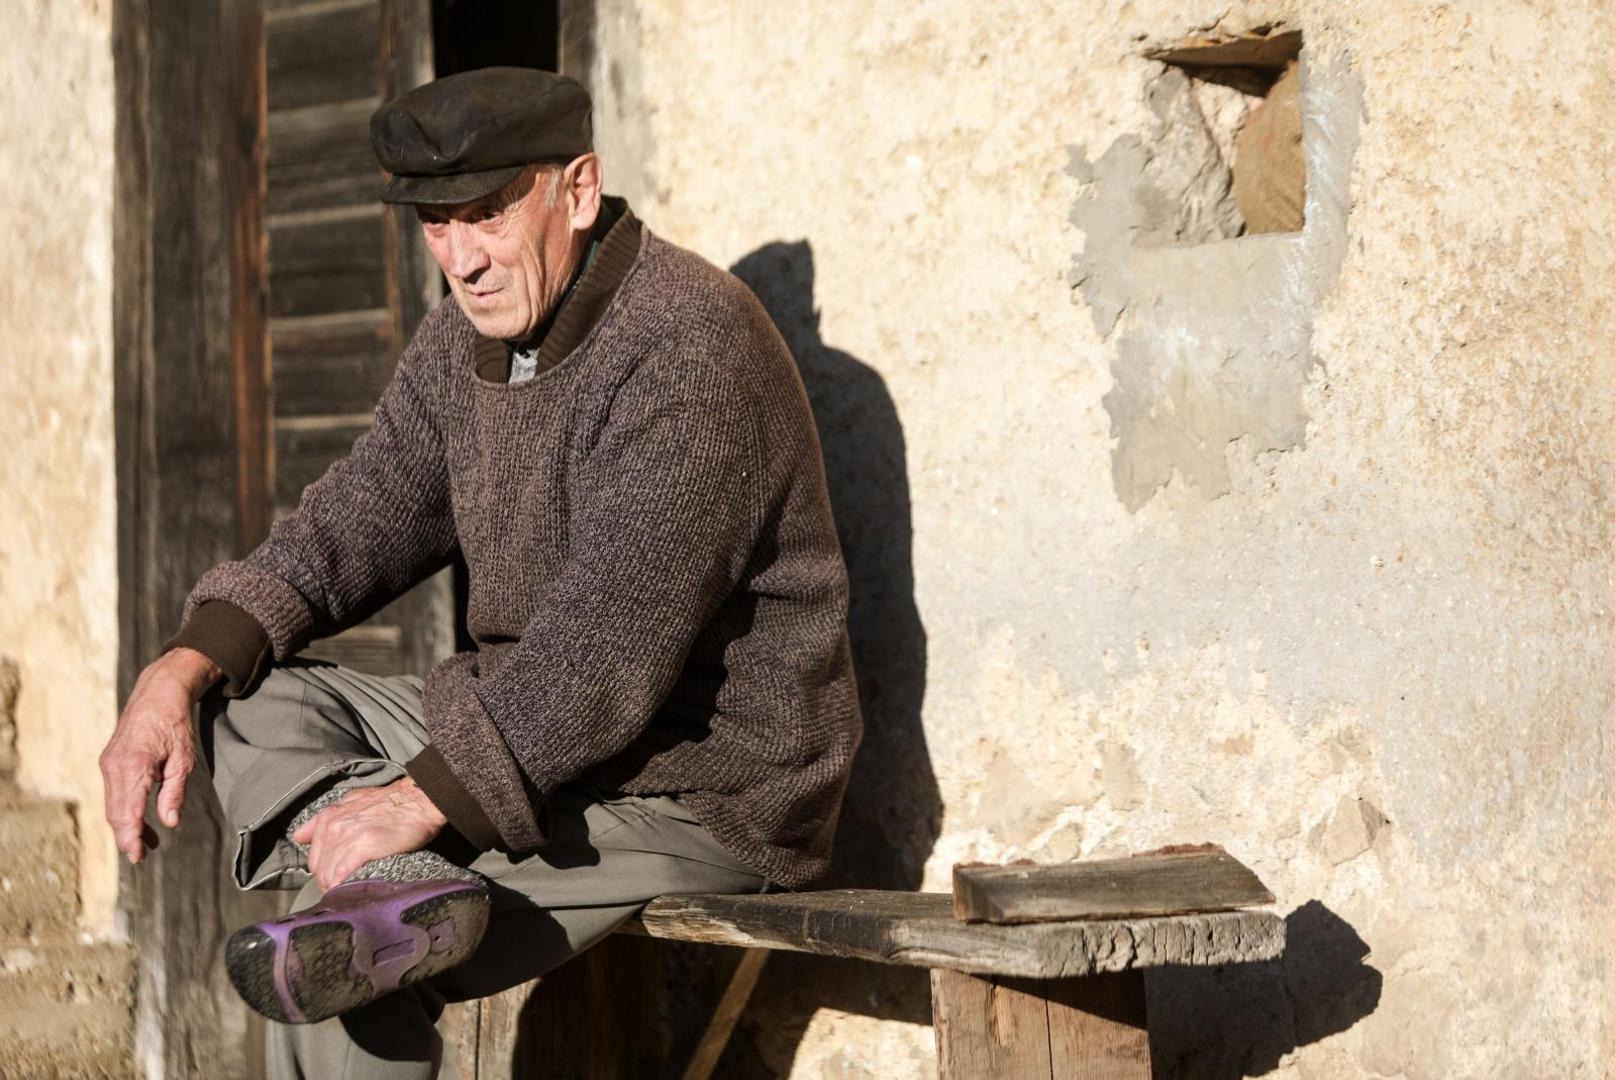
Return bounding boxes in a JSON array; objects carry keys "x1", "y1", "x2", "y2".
[
  {"x1": 593, "y1": 1, "x2": 1615, "y2": 1075},
  {"x1": 0, "y1": 1, "x2": 119, "y2": 935}
]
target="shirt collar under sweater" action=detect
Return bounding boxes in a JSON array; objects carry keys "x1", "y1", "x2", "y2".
[{"x1": 471, "y1": 195, "x2": 641, "y2": 384}]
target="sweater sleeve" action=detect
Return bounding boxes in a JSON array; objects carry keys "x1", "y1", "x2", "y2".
[
  {"x1": 174, "y1": 312, "x2": 460, "y2": 669},
  {"x1": 419, "y1": 350, "x2": 761, "y2": 853}
]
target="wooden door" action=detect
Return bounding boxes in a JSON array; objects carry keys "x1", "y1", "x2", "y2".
[{"x1": 262, "y1": 0, "x2": 453, "y2": 675}]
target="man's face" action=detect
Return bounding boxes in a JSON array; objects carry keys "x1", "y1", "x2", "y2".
[{"x1": 416, "y1": 167, "x2": 576, "y2": 342}]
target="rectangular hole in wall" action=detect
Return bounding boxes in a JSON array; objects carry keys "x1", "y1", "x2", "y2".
[{"x1": 1148, "y1": 28, "x2": 1305, "y2": 237}]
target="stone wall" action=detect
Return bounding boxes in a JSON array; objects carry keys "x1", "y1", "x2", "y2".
[
  {"x1": 591, "y1": 1, "x2": 1615, "y2": 1075},
  {"x1": 0, "y1": 1, "x2": 119, "y2": 935}
]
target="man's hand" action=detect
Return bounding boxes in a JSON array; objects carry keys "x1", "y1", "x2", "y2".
[
  {"x1": 292, "y1": 778, "x2": 448, "y2": 891},
  {"x1": 99, "y1": 647, "x2": 221, "y2": 864}
]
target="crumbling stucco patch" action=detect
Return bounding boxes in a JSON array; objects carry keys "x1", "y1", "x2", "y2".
[{"x1": 1071, "y1": 51, "x2": 1363, "y2": 509}]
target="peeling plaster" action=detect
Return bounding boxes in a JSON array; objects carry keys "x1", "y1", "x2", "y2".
[{"x1": 1071, "y1": 52, "x2": 1364, "y2": 509}]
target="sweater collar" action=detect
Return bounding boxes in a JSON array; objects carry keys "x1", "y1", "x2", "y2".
[{"x1": 471, "y1": 195, "x2": 642, "y2": 383}]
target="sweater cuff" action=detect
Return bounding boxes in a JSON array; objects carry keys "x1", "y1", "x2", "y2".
[
  {"x1": 163, "y1": 600, "x2": 272, "y2": 697},
  {"x1": 405, "y1": 744, "x2": 502, "y2": 852}
]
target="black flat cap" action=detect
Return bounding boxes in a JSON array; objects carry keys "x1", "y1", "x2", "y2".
[{"x1": 370, "y1": 67, "x2": 592, "y2": 205}]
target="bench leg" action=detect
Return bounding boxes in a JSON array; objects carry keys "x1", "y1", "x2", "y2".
[
  {"x1": 930, "y1": 969, "x2": 1150, "y2": 1079},
  {"x1": 681, "y1": 948, "x2": 771, "y2": 1080}
]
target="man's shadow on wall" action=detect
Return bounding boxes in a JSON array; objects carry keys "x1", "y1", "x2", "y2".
[
  {"x1": 1147, "y1": 899, "x2": 1384, "y2": 1077},
  {"x1": 730, "y1": 241, "x2": 939, "y2": 894},
  {"x1": 711, "y1": 242, "x2": 942, "y2": 1075},
  {"x1": 719, "y1": 246, "x2": 1379, "y2": 1079}
]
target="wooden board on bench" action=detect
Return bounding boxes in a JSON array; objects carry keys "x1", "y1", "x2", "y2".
[
  {"x1": 626, "y1": 887, "x2": 1283, "y2": 978},
  {"x1": 952, "y1": 844, "x2": 1275, "y2": 924}
]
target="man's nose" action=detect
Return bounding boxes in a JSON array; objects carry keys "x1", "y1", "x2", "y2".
[{"x1": 443, "y1": 222, "x2": 490, "y2": 280}]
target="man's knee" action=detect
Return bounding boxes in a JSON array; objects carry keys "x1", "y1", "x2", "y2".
[{"x1": 208, "y1": 663, "x2": 317, "y2": 746}]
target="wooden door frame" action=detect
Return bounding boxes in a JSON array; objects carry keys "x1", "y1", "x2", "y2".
[
  {"x1": 113, "y1": 1, "x2": 434, "y2": 1074},
  {"x1": 114, "y1": 1, "x2": 277, "y2": 1074}
]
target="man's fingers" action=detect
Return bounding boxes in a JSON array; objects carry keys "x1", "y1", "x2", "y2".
[
  {"x1": 319, "y1": 846, "x2": 361, "y2": 892},
  {"x1": 155, "y1": 751, "x2": 193, "y2": 829},
  {"x1": 291, "y1": 815, "x2": 318, "y2": 845},
  {"x1": 104, "y1": 762, "x2": 156, "y2": 862},
  {"x1": 309, "y1": 838, "x2": 344, "y2": 892}
]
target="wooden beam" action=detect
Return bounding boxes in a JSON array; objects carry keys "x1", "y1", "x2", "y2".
[
  {"x1": 227, "y1": 0, "x2": 273, "y2": 552},
  {"x1": 629, "y1": 889, "x2": 1284, "y2": 978},
  {"x1": 952, "y1": 847, "x2": 1274, "y2": 924},
  {"x1": 931, "y1": 970, "x2": 1151, "y2": 1080},
  {"x1": 680, "y1": 949, "x2": 770, "y2": 1080},
  {"x1": 1046, "y1": 973, "x2": 1151, "y2": 1078},
  {"x1": 931, "y1": 970, "x2": 1053, "y2": 1078}
]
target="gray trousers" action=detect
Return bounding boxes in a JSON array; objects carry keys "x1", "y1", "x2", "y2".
[{"x1": 202, "y1": 660, "x2": 765, "y2": 1080}]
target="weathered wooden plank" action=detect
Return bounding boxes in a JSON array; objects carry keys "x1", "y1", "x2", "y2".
[
  {"x1": 631, "y1": 890, "x2": 1284, "y2": 979},
  {"x1": 266, "y1": 1, "x2": 379, "y2": 112},
  {"x1": 267, "y1": 98, "x2": 380, "y2": 214},
  {"x1": 952, "y1": 847, "x2": 1275, "y2": 924},
  {"x1": 1046, "y1": 972, "x2": 1151, "y2": 1079},
  {"x1": 488, "y1": 936, "x2": 670, "y2": 1079},
  {"x1": 269, "y1": 211, "x2": 389, "y2": 318},
  {"x1": 474, "y1": 982, "x2": 534, "y2": 1080},
  {"x1": 274, "y1": 418, "x2": 368, "y2": 508},
  {"x1": 439, "y1": 1000, "x2": 481, "y2": 1080},
  {"x1": 271, "y1": 314, "x2": 393, "y2": 417}
]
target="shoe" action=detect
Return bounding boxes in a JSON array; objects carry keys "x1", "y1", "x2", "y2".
[{"x1": 225, "y1": 878, "x2": 490, "y2": 1024}]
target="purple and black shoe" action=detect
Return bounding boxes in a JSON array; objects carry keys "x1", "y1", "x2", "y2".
[{"x1": 225, "y1": 878, "x2": 490, "y2": 1024}]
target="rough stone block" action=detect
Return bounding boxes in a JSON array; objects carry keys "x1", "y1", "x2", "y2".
[
  {"x1": 0, "y1": 940, "x2": 136, "y2": 1079},
  {"x1": 0, "y1": 794, "x2": 79, "y2": 938}
]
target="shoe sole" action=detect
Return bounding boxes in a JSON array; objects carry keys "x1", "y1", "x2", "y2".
[{"x1": 226, "y1": 881, "x2": 489, "y2": 1024}]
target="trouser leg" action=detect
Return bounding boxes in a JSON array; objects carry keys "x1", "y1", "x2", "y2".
[
  {"x1": 201, "y1": 660, "x2": 431, "y2": 890},
  {"x1": 205, "y1": 661, "x2": 766, "y2": 1080}
]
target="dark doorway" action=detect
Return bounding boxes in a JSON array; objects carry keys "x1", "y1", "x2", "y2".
[{"x1": 434, "y1": 0, "x2": 558, "y2": 74}]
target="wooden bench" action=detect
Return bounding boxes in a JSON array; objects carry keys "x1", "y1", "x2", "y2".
[{"x1": 621, "y1": 846, "x2": 1284, "y2": 1079}]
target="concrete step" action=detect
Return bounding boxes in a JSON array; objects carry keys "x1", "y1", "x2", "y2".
[
  {"x1": 0, "y1": 791, "x2": 79, "y2": 939},
  {"x1": 0, "y1": 938, "x2": 136, "y2": 1079}
]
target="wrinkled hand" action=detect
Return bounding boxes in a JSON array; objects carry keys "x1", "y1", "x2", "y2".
[
  {"x1": 293, "y1": 778, "x2": 448, "y2": 891},
  {"x1": 99, "y1": 647, "x2": 220, "y2": 864}
]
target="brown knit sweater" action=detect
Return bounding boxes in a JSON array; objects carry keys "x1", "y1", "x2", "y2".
[{"x1": 173, "y1": 205, "x2": 861, "y2": 888}]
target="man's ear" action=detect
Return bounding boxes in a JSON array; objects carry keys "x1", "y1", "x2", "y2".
[{"x1": 566, "y1": 153, "x2": 603, "y2": 232}]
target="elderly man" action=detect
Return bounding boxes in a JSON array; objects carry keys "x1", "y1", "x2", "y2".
[{"x1": 98, "y1": 67, "x2": 859, "y2": 1077}]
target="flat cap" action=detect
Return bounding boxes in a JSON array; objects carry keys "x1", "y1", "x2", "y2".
[{"x1": 371, "y1": 67, "x2": 592, "y2": 205}]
